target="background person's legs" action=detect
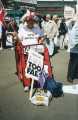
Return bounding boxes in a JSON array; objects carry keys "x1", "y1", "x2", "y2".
[
  {"x1": 67, "y1": 53, "x2": 78, "y2": 82},
  {"x1": 59, "y1": 35, "x2": 65, "y2": 49}
]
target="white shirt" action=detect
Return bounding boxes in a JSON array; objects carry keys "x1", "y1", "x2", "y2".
[
  {"x1": 42, "y1": 20, "x2": 58, "y2": 39},
  {"x1": 68, "y1": 21, "x2": 78, "y2": 53}
]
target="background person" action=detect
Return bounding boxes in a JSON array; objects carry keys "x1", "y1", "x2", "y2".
[
  {"x1": 58, "y1": 18, "x2": 68, "y2": 49},
  {"x1": 42, "y1": 14, "x2": 55, "y2": 56},
  {"x1": 67, "y1": 16, "x2": 78, "y2": 82}
]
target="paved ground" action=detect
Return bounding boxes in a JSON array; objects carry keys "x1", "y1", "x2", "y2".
[{"x1": 0, "y1": 48, "x2": 78, "y2": 120}]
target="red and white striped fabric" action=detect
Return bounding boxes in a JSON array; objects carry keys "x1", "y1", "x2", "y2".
[{"x1": 21, "y1": 9, "x2": 36, "y2": 22}]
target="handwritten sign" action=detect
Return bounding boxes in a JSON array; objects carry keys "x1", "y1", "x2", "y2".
[
  {"x1": 22, "y1": 31, "x2": 39, "y2": 46},
  {"x1": 64, "y1": 6, "x2": 75, "y2": 19},
  {"x1": 25, "y1": 49, "x2": 43, "y2": 80}
]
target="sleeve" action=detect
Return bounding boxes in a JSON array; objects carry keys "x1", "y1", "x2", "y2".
[
  {"x1": 37, "y1": 27, "x2": 44, "y2": 37},
  {"x1": 40, "y1": 29, "x2": 44, "y2": 37}
]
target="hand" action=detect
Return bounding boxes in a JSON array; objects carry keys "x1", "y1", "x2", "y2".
[
  {"x1": 38, "y1": 37, "x2": 44, "y2": 44},
  {"x1": 12, "y1": 32, "x2": 18, "y2": 37},
  {"x1": 11, "y1": 32, "x2": 18, "y2": 42}
]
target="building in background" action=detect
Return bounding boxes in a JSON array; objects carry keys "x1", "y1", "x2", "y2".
[
  {"x1": 37, "y1": 0, "x2": 76, "y2": 16},
  {"x1": 1, "y1": 0, "x2": 77, "y2": 18}
]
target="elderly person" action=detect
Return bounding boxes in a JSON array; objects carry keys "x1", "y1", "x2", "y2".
[{"x1": 13, "y1": 10, "x2": 44, "y2": 91}]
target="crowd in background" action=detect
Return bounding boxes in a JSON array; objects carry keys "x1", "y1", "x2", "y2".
[
  {"x1": 0, "y1": 11, "x2": 71, "y2": 52},
  {"x1": 0, "y1": 17, "x2": 18, "y2": 50}
]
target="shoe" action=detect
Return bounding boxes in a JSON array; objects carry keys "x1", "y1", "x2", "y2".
[
  {"x1": 24, "y1": 86, "x2": 29, "y2": 92},
  {"x1": 67, "y1": 78, "x2": 73, "y2": 83}
]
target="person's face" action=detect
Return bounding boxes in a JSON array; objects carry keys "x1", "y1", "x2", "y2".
[
  {"x1": 54, "y1": 18, "x2": 59, "y2": 24},
  {"x1": 46, "y1": 17, "x2": 50, "y2": 22},
  {"x1": 27, "y1": 20, "x2": 34, "y2": 29}
]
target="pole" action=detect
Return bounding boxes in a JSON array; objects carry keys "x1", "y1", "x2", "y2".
[
  {"x1": 76, "y1": 0, "x2": 78, "y2": 14},
  {"x1": 29, "y1": 79, "x2": 34, "y2": 100}
]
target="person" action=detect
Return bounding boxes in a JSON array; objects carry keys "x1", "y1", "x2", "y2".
[
  {"x1": 0, "y1": 8, "x2": 7, "y2": 50},
  {"x1": 8, "y1": 19, "x2": 18, "y2": 32},
  {"x1": 13, "y1": 10, "x2": 44, "y2": 91},
  {"x1": 41, "y1": 14, "x2": 55, "y2": 56},
  {"x1": 58, "y1": 18, "x2": 68, "y2": 49},
  {"x1": 67, "y1": 16, "x2": 78, "y2": 82},
  {"x1": 51, "y1": 15, "x2": 59, "y2": 52},
  {"x1": 0, "y1": 20, "x2": 6, "y2": 50},
  {"x1": 6, "y1": 19, "x2": 18, "y2": 49},
  {"x1": 0, "y1": 21, "x2": 2, "y2": 50}
]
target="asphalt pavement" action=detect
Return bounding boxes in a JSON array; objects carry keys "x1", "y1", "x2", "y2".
[{"x1": 0, "y1": 48, "x2": 78, "y2": 120}]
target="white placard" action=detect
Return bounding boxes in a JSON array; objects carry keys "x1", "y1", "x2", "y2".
[
  {"x1": 23, "y1": 45, "x2": 44, "y2": 54},
  {"x1": 25, "y1": 49, "x2": 43, "y2": 80},
  {"x1": 22, "y1": 31, "x2": 39, "y2": 46},
  {"x1": 6, "y1": 34, "x2": 13, "y2": 46},
  {"x1": 64, "y1": 6, "x2": 75, "y2": 19},
  {"x1": 62, "y1": 84, "x2": 78, "y2": 95}
]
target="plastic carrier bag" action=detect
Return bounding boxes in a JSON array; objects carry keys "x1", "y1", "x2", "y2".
[
  {"x1": 43, "y1": 76, "x2": 63, "y2": 97},
  {"x1": 31, "y1": 89, "x2": 52, "y2": 106},
  {"x1": 6, "y1": 33, "x2": 13, "y2": 46}
]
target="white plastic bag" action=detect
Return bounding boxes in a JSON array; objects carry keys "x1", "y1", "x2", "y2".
[
  {"x1": 6, "y1": 34, "x2": 13, "y2": 46},
  {"x1": 31, "y1": 89, "x2": 52, "y2": 106}
]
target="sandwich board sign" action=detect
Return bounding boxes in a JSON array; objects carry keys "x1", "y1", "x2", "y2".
[{"x1": 25, "y1": 49, "x2": 43, "y2": 80}]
